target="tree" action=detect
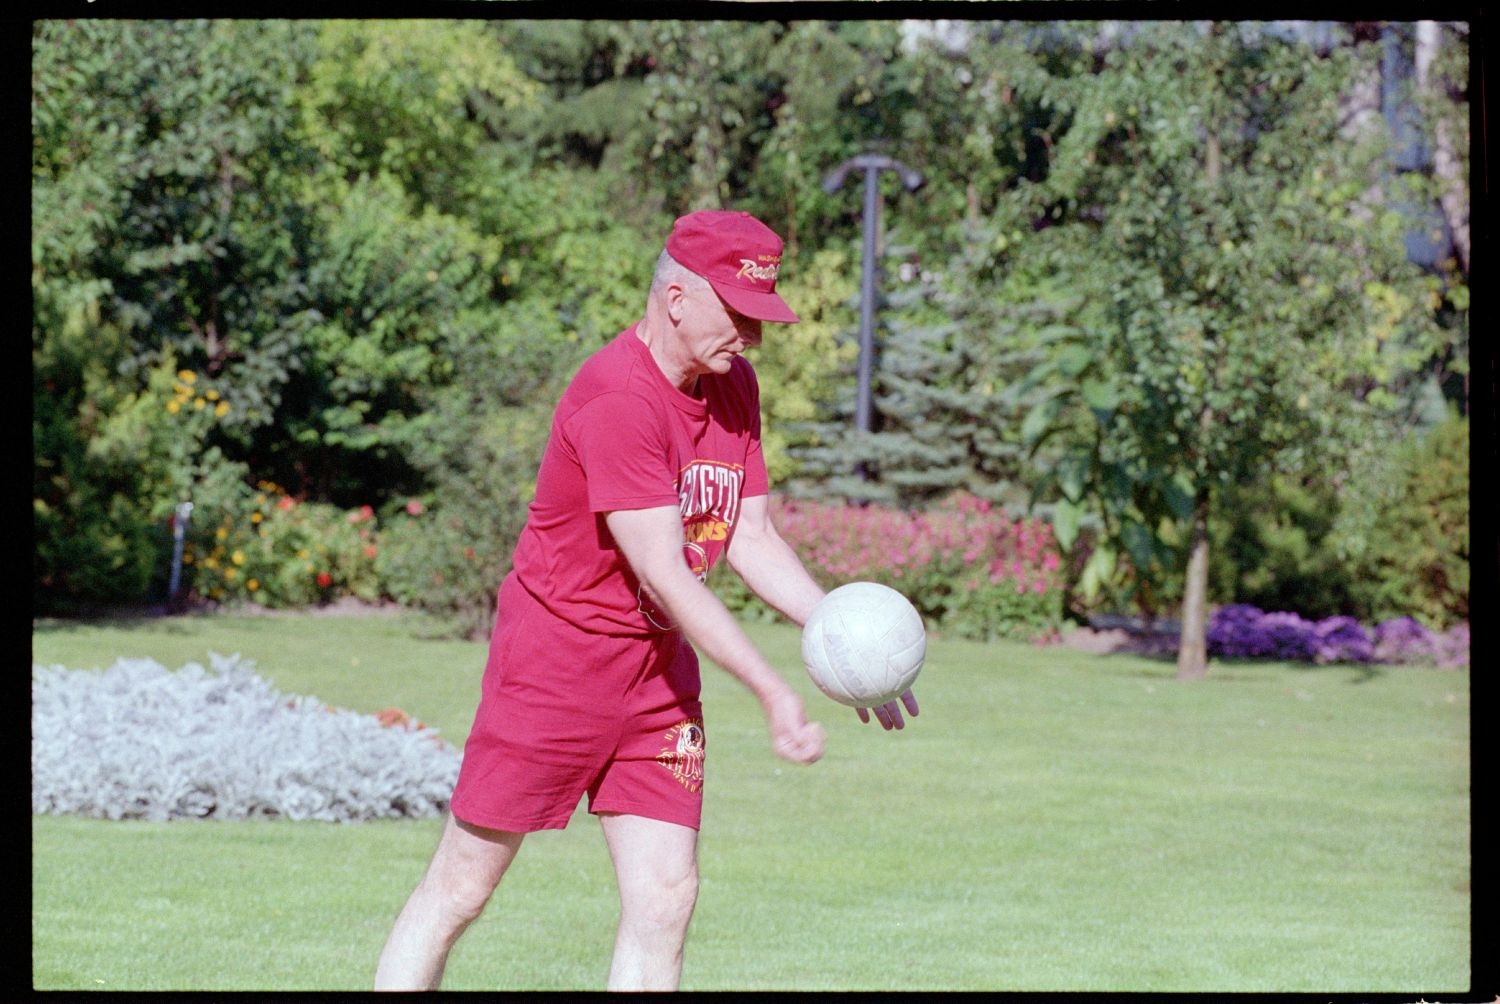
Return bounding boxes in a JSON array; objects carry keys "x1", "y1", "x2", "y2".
[
  {"x1": 33, "y1": 19, "x2": 321, "y2": 610},
  {"x1": 1004, "y1": 22, "x2": 1450, "y2": 677}
]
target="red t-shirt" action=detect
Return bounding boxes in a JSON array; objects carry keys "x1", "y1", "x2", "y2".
[{"x1": 510, "y1": 324, "x2": 769, "y2": 636}]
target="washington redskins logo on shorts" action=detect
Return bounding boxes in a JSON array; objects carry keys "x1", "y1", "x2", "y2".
[{"x1": 656, "y1": 717, "x2": 706, "y2": 793}]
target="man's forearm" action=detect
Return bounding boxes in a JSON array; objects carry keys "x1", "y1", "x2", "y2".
[
  {"x1": 726, "y1": 526, "x2": 825, "y2": 627},
  {"x1": 643, "y1": 567, "x2": 798, "y2": 704}
]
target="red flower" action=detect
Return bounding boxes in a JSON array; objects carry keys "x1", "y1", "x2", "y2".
[
  {"x1": 364, "y1": 545, "x2": 378, "y2": 559},
  {"x1": 347, "y1": 504, "x2": 375, "y2": 524},
  {"x1": 375, "y1": 707, "x2": 412, "y2": 729},
  {"x1": 277, "y1": 496, "x2": 296, "y2": 511},
  {"x1": 404, "y1": 499, "x2": 426, "y2": 516},
  {"x1": 316, "y1": 571, "x2": 333, "y2": 588}
]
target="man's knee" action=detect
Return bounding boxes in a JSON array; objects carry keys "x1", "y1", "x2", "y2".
[
  {"x1": 421, "y1": 817, "x2": 523, "y2": 926},
  {"x1": 626, "y1": 863, "x2": 699, "y2": 934},
  {"x1": 667, "y1": 868, "x2": 700, "y2": 928},
  {"x1": 418, "y1": 865, "x2": 498, "y2": 926}
]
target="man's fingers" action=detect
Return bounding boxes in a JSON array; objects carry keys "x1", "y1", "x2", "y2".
[
  {"x1": 855, "y1": 693, "x2": 918, "y2": 730},
  {"x1": 874, "y1": 702, "x2": 904, "y2": 730},
  {"x1": 774, "y1": 722, "x2": 825, "y2": 764},
  {"x1": 884, "y1": 700, "x2": 905, "y2": 730}
]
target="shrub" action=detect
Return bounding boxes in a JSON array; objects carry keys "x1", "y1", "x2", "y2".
[
  {"x1": 1372, "y1": 615, "x2": 1437, "y2": 664},
  {"x1": 376, "y1": 501, "x2": 506, "y2": 641},
  {"x1": 1206, "y1": 605, "x2": 1468, "y2": 668},
  {"x1": 31, "y1": 653, "x2": 460, "y2": 822},
  {"x1": 34, "y1": 354, "x2": 256, "y2": 613},
  {"x1": 181, "y1": 487, "x2": 383, "y2": 608},
  {"x1": 1209, "y1": 472, "x2": 1358, "y2": 621},
  {"x1": 1373, "y1": 616, "x2": 1470, "y2": 669},
  {"x1": 713, "y1": 493, "x2": 1065, "y2": 642},
  {"x1": 1338, "y1": 413, "x2": 1469, "y2": 628}
]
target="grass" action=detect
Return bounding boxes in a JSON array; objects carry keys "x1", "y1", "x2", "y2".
[{"x1": 30, "y1": 609, "x2": 1471, "y2": 992}]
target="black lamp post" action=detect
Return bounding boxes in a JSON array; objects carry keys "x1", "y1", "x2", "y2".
[{"x1": 821, "y1": 154, "x2": 925, "y2": 472}]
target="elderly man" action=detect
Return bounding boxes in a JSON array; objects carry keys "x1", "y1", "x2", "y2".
[{"x1": 374, "y1": 209, "x2": 918, "y2": 992}]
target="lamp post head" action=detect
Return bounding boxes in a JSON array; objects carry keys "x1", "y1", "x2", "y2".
[{"x1": 822, "y1": 152, "x2": 925, "y2": 195}]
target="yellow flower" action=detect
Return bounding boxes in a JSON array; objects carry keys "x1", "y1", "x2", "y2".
[
  {"x1": 166, "y1": 400, "x2": 181, "y2": 414},
  {"x1": 215, "y1": 527, "x2": 228, "y2": 541},
  {"x1": 204, "y1": 557, "x2": 219, "y2": 570},
  {"x1": 247, "y1": 579, "x2": 259, "y2": 592},
  {"x1": 214, "y1": 401, "x2": 230, "y2": 418},
  {"x1": 205, "y1": 389, "x2": 220, "y2": 401},
  {"x1": 178, "y1": 370, "x2": 197, "y2": 384},
  {"x1": 224, "y1": 567, "x2": 238, "y2": 581},
  {"x1": 231, "y1": 550, "x2": 245, "y2": 566},
  {"x1": 297, "y1": 549, "x2": 310, "y2": 559},
  {"x1": 251, "y1": 512, "x2": 263, "y2": 523},
  {"x1": 194, "y1": 397, "x2": 206, "y2": 411},
  {"x1": 182, "y1": 552, "x2": 195, "y2": 565}
]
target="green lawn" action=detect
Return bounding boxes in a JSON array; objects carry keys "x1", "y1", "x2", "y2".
[{"x1": 30, "y1": 609, "x2": 1470, "y2": 992}]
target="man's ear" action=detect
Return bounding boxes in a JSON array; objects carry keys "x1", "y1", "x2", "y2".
[{"x1": 664, "y1": 282, "x2": 687, "y2": 324}]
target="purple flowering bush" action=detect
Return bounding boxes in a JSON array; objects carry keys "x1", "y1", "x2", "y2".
[
  {"x1": 1208, "y1": 605, "x2": 1468, "y2": 668},
  {"x1": 714, "y1": 493, "x2": 1065, "y2": 642}
]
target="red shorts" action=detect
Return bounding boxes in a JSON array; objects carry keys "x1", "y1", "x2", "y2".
[{"x1": 449, "y1": 573, "x2": 706, "y2": 833}]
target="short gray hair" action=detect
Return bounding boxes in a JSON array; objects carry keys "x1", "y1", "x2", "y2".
[{"x1": 650, "y1": 250, "x2": 711, "y2": 298}]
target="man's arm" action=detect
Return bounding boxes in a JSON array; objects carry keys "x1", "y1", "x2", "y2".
[
  {"x1": 726, "y1": 495, "x2": 919, "y2": 731},
  {"x1": 723, "y1": 494, "x2": 825, "y2": 627},
  {"x1": 604, "y1": 505, "x2": 825, "y2": 765}
]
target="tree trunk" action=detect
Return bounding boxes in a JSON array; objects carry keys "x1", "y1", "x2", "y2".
[{"x1": 1176, "y1": 488, "x2": 1211, "y2": 680}]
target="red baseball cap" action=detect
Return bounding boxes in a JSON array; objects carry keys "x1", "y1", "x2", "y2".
[{"x1": 665, "y1": 210, "x2": 800, "y2": 323}]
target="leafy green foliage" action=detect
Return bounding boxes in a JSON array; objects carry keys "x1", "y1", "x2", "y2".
[
  {"x1": 32, "y1": 19, "x2": 1470, "y2": 636},
  {"x1": 1339, "y1": 414, "x2": 1469, "y2": 628},
  {"x1": 963, "y1": 25, "x2": 1452, "y2": 641},
  {"x1": 751, "y1": 247, "x2": 861, "y2": 484},
  {"x1": 32, "y1": 20, "x2": 318, "y2": 611},
  {"x1": 300, "y1": 20, "x2": 536, "y2": 214},
  {"x1": 1209, "y1": 473, "x2": 1358, "y2": 621}
]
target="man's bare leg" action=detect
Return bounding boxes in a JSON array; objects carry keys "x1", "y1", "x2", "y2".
[
  {"x1": 599, "y1": 812, "x2": 700, "y2": 991},
  {"x1": 374, "y1": 815, "x2": 525, "y2": 990}
]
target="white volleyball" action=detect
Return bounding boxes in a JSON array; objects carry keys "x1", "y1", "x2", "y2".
[{"x1": 801, "y1": 582, "x2": 926, "y2": 708}]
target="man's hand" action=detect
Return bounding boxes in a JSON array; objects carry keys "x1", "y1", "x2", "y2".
[
  {"x1": 765, "y1": 689, "x2": 826, "y2": 764},
  {"x1": 855, "y1": 689, "x2": 920, "y2": 731}
]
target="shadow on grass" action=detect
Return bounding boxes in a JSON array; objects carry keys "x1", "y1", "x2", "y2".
[
  {"x1": 33, "y1": 608, "x2": 197, "y2": 636},
  {"x1": 1091, "y1": 648, "x2": 1388, "y2": 684},
  {"x1": 33, "y1": 603, "x2": 476, "y2": 644}
]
